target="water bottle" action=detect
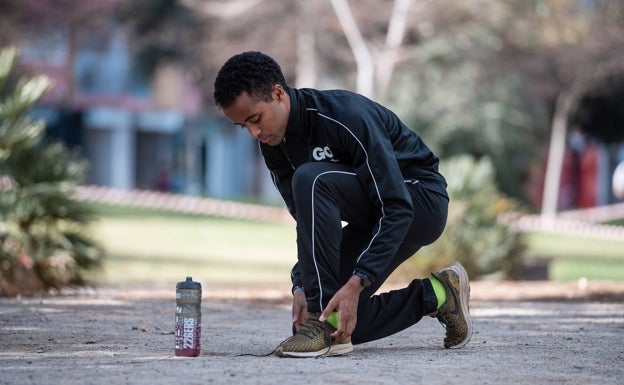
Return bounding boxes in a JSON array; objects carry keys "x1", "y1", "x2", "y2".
[{"x1": 175, "y1": 276, "x2": 202, "y2": 357}]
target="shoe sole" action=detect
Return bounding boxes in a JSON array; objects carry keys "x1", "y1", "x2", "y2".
[
  {"x1": 277, "y1": 342, "x2": 354, "y2": 358},
  {"x1": 447, "y1": 263, "x2": 473, "y2": 349}
]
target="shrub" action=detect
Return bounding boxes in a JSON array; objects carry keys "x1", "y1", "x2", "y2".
[
  {"x1": 0, "y1": 47, "x2": 104, "y2": 296},
  {"x1": 407, "y1": 155, "x2": 527, "y2": 279}
]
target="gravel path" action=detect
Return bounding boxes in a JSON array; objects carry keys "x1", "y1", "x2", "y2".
[{"x1": 1, "y1": 282, "x2": 623, "y2": 385}]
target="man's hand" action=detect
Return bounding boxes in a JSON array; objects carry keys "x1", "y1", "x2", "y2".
[
  {"x1": 292, "y1": 289, "x2": 307, "y2": 332},
  {"x1": 319, "y1": 275, "x2": 364, "y2": 342}
]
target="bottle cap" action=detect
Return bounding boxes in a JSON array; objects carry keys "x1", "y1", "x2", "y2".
[{"x1": 176, "y1": 276, "x2": 202, "y2": 290}]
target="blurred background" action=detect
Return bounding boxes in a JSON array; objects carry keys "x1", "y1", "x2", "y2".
[{"x1": 1, "y1": 0, "x2": 623, "y2": 295}]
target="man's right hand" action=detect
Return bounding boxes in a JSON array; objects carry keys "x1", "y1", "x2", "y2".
[{"x1": 292, "y1": 289, "x2": 307, "y2": 332}]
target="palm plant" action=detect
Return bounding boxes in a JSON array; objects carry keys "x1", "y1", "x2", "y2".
[{"x1": 0, "y1": 47, "x2": 103, "y2": 296}]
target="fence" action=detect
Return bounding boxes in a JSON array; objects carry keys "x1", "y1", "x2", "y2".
[{"x1": 74, "y1": 185, "x2": 624, "y2": 241}]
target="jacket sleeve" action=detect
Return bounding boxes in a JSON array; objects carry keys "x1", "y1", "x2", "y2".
[
  {"x1": 322, "y1": 107, "x2": 414, "y2": 284},
  {"x1": 259, "y1": 142, "x2": 297, "y2": 219},
  {"x1": 290, "y1": 261, "x2": 302, "y2": 289}
]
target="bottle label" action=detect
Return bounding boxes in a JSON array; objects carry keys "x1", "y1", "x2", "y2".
[
  {"x1": 175, "y1": 316, "x2": 201, "y2": 356},
  {"x1": 176, "y1": 292, "x2": 201, "y2": 299}
]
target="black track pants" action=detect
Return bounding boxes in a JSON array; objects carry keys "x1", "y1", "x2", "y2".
[{"x1": 291, "y1": 162, "x2": 448, "y2": 344}]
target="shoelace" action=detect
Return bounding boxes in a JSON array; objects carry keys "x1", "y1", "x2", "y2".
[
  {"x1": 437, "y1": 312, "x2": 449, "y2": 328},
  {"x1": 318, "y1": 335, "x2": 337, "y2": 358},
  {"x1": 237, "y1": 318, "x2": 334, "y2": 358},
  {"x1": 291, "y1": 317, "x2": 339, "y2": 358},
  {"x1": 237, "y1": 335, "x2": 337, "y2": 358},
  {"x1": 297, "y1": 317, "x2": 326, "y2": 339}
]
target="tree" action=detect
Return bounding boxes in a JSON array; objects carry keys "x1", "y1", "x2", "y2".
[
  {"x1": 0, "y1": 47, "x2": 103, "y2": 296},
  {"x1": 381, "y1": 1, "x2": 551, "y2": 203},
  {"x1": 329, "y1": 0, "x2": 418, "y2": 99},
  {"x1": 539, "y1": 0, "x2": 624, "y2": 214},
  {"x1": 373, "y1": 0, "x2": 624, "y2": 207},
  {"x1": 117, "y1": 0, "x2": 208, "y2": 79}
]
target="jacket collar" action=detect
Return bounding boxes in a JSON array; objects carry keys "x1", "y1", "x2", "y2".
[{"x1": 283, "y1": 87, "x2": 306, "y2": 144}]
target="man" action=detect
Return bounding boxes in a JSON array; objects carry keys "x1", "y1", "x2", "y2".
[{"x1": 213, "y1": 51, "x2": 472, "y2": 358}]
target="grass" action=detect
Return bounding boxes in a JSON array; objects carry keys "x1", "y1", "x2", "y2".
[
  {"x1": 525, "y1": 232, "x2": 624, "y2": 281},
  {"x1": 608, "y1": 219, "x2": 624, "y2": 226},
  {"x1": 548, "y1": 258, "x2": 624, "y2": 282},
  {"x1": 86, "y1": 203, "x2": 624, "y2": 284},
  {"x1": 525, "y1": 232, "x2": 624, "y2": 260},
  {"x1": 87, "y1": 203, "x2": 296, "y2": 286}
]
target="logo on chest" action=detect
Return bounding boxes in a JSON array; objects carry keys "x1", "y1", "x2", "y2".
[{"x1": 312, "y1": 146, "x2": 334, "y2": 161}]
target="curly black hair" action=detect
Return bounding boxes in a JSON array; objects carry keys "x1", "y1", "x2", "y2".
[{"x1": 213, "y1": 51, "x2": 288, "y2": 109}]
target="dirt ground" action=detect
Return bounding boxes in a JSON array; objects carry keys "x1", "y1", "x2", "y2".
[{"x1": 1, "y1": 280, "x2": 623, "y2": 385}]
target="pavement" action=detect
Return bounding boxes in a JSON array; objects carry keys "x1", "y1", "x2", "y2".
[{"x1": 1, "y1": 282, "x2": 623, "y2": 385}]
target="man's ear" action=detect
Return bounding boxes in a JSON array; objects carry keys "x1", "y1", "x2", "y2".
[{"x1": 273, "y1": 84, "x2": 285, "y2": 102}]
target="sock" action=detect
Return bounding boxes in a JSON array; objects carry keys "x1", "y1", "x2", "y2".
[
  {"x1": 429, "y1": 276, "x2": 447, "y2": 309},
  {"x1": 326, "y1": 311, "x2": 339, "y2": 329}
]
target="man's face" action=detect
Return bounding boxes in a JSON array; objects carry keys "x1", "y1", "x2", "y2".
[{"x1": 222, "y1": 85, "x2": 290, "y2": 146}]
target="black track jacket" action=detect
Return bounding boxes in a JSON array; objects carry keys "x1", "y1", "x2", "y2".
[{"x1": 260, "y1": 87, "x2": 448, "y2": 288}]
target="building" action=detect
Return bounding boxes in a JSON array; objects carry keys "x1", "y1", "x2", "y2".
[{"x1": 19, "y1": 20, "x2": 280, "y2": 203}]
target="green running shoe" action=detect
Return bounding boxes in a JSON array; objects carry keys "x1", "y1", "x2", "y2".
[
  {"x1": 275, "y1": 312, "x2": 353, "y2": 358},
  {"x1": 430, "y1": 263, "x2": 473, "y2": 348}
]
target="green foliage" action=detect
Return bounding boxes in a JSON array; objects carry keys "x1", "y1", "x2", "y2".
[
  {"x1": 0, "y1": 47, "x2": 103, "y2": 296},
  {"x1": 388, "y1": 3, "x2": 551, "y2": 205},
  {"x1": 117, "y1": 0, "x2": 205, "y2": 78},
  {"x1": 412, "y1": 155, "x2": 527, "y2": 279}
]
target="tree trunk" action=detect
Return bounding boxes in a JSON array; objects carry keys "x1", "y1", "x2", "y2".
[
  {"x1": 295, "y1": 1, "x2": 317, "y2": 88},
  {"x1": 376, "y1": 0, "x2": 412, "y2": 98},
  {"x1": 330, "y1": 0, "x2": 375, "y2": 97},
  {"x1": 541, "y1": 90, "x2": 574, "y2": 217}
]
